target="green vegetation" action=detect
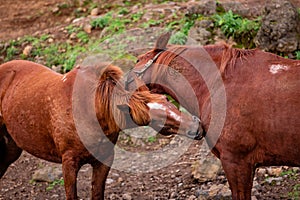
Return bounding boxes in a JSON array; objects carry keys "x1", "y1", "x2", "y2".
[
  {"x1": 147, "y1": 136, "x2": 157, "y2": 143},
  {"x1": 296, "y1": 51, "x2": 300, "y2": 60},
  {"x1": 288, "y1": 184, "x2": 300, "y2": 200},
  {"x1": 212, "y1": 10, "x2": 261, "y2": 48},
  {"x1": 1, "y1": 2, "x2": 299, "y2": 73},
  {"x1": 91, "y1": 13, "x2": 112, "y2": 29},
  {"x1": 46, "y1": 179, "x2": 64, "y2": 191}
]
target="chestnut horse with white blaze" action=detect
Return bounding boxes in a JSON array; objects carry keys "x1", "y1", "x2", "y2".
[
  {"x1": 126, "y1": 32, "x2": 300, "y2": 200},
  {"x1": 0, "y1": 60, "x2": 202, "y2": 199}
]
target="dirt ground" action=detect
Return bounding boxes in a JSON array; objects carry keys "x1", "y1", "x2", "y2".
[{"x1": 0, "y1": 0, "x2": 300, "y2": 199}]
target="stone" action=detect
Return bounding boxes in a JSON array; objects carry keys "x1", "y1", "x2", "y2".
[
  {"x1": 191, "y1": 142, "x2": 222, "y2": 182},
  {"x1": 83, "y1": 24, "x2": 92, "y2": 33},
  {"x1": 186, "y1": 0, "x2": 216, "y2": 16},
  {"x1": 254, "y1": 0, "x2": 300, "y2": 53},
  {"x1": 256, "y1": 168, "x2": 267, "y2": 177},
  {"x1": 266, "y1": 167, "x2": 282, "y2": 176},
  {"x1": 220, "y1": 1, "x2": 262, "y2": 18},
  {"x1": 22, "y1": 45, "x2": 32, "y2": 56},
  {"x1": 90, "y1": 8, "x2": 99, "y2": 16},
  {"x1": 122, "y1": 193, "x2": 132, "y2": 200},
  {"x1": 189, "y1": 20, "x2": 214, "y2": 45},
  {"x1": 106, "y1": 178, "x2": 114, "y2": 184},
  {"x1": 32, "y1": 165, "x2": 62, "y2": 183}
]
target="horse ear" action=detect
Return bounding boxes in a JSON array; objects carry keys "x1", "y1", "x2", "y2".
[
  {"x1": 133, "y1": 74, "x2": 149, "y2": 92},
  {"x1": 117, "y1": 104, "x2": 130, "y2": 114},
  {"x1": 154, "y1": 32, "x2": 171, "y2": 51}
]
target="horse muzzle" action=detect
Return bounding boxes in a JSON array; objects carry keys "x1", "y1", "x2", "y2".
[{"x1": 186, "y1": 116, "x2": 206, "y2": 140}]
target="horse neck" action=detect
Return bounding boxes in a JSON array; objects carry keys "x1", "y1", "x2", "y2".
[{"x1": 158, "y1": 45, "x2": 227, "y2": 128}]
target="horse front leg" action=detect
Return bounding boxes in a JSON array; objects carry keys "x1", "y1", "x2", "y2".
[
  {"x1": 91, "y1": 154, "x2": 114, "y2": 200},
  {"x1": 62, "y1": 154, "x2": 80, "y2": 200},
  {"x1": 221, "y1": 154, "x2": 255, "y2": 200},
  {"x1": 0, "y1": 125, "x2": 22, "y2": 178}
]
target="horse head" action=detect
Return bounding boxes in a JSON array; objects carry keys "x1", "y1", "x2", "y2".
[{"x1": 118, "y1": 72, "x2": 204, "y2": 140}]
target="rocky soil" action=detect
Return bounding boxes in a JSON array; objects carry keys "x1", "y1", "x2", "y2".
[{"x1": 0, "y1": 0, "x2": 300, "y2": 200}]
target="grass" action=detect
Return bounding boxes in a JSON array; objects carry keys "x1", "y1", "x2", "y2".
[
  {"x1": 46, "y1": 178, "x2": 64, "y2": 191},
  {"x1": 288, "y1": 184, "x2": 300, "y2": 200},
  {"x1": 296, "y1": 51, "x2": 300, "y2": 60}
]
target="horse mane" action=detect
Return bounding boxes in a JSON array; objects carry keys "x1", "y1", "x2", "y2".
[
  {"x1": 151, "y1": 43, "x2": 255, "y2": 80},
  {"x1": 151, "y1": 46, "x2": 187, "y2": 82},
  {"x1": 95, "y1": 64, "x2": 164, "y2": 133},
  {"x1": 206, "y1": 43, "x2": 255, "y2": 76}
]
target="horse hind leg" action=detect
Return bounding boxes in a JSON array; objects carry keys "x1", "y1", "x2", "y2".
[{"x1": 0, "y1": 125, "x2": 22, "y2": 178}]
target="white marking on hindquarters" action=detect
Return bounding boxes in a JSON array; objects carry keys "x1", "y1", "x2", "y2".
[
  {"x1": 269, "y1": 64, "x2": 289, "y2": 74},
  {"x1": 147, "y1": 102, "x2": 166, "y2": 111},
  {"x1": 62, "y1": 75, "x2": 68, "y2": 82}
]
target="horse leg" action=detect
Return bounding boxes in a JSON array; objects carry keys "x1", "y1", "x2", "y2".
[
  {"x1": 91, "y1": 155, "x2": 114, "y2": 200},
  {"x1": 221, "y1": 154, "x2": 255, "y2": 200},
  {"x1": 62, "y1": 154, "x2": 80, "y2": 200},
  {"x1": 0, "y1": 125, "x2": 22, "y2": 178}
]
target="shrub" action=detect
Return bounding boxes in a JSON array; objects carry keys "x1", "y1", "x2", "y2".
[{"x1": 212, "y1": 10, "x2": 261, "y2": 48}]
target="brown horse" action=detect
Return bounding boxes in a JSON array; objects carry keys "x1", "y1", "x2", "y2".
[
  {"x1": 0, "y1": 60, "x2": 202, "y2": 200},
  {"x1": 126, "y1": 32, "x2": 300, "y2": 200}
]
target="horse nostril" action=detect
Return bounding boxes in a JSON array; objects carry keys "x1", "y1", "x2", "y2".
[
  {"x1": 186, "y1": 131, "x2": 197, "y2": 139},
  {"x1": 187, "y1": 130, "x2": 204, "y2": 140}
]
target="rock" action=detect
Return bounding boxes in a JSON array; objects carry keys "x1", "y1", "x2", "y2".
[
  {"x1": 32, "y1": 165, "x2": 62, "y2": 183},
  {"x1": 90, "y1": 8, "x2": 99, "y2": 16},
  {"x1": 256, "y1": 168, "x2": 267, "y2": 177},
  {"x1": 186, "y1": 0, "x2": 216, "y2": 16},
  {"x1": 266, "y1": 167, "x2": 282, "y2": 176},
  {"x1": 265, "y1": 177, "x2": 283, "y2": 184},
  {"x1": 83, "y1": 24, "x2": 92, "y2": 33},
  {"x1": 191, "y1": 142, "x2": 222, "y2": 182},
  {"x1": 251, "y1": 196, "x2": 258, "y2": 200},
  {"x1": 254, "y1": 0, "x2": 300, "y2": 53},
  {"x1": 187, "y1": 194, "x2": 197, "y2": 200},
  {"x1": 220, "y1": 1, "x2": 262, "y2": 18},
  {"x1": 106, "y1": 178, "x2": 114, "y2": 184},
  {"x1": 170, "y1": 191, "x2": 178, "y2": 198},
  {"x1": 122, "y1": 193, "x2": 132, "y2": 200},
  {"x1": 208, "y1": 184, "x2": 231, "y2": 199},
  {"x1": 22, "y1": 45, "x2": 32, "y2": 56},
  {"x1": 69, "y1": 32, "x2": 77, "y2": 39},
  {"x1": 189, "y1": 20, "x2": 214, "y2": 45},
  {"x1": 47, "y1": 38, "x2": 54, "y2": 43},
  {"x1": 109, "y1": 193, "x2": 122, "y2": 200},
  {"x1": 52, "y1": 6, "x2": 59, "y2": 14}
]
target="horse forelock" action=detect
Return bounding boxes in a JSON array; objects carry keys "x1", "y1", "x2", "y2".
[
  {"x1": 95, "y1": 64, "x2": 164, "y2": 131},
  {"x1": 128, "y1": 91, "x2": 165, "y2": 125}
]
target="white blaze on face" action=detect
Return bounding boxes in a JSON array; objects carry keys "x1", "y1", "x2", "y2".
[
  {"x1": 269, "y1": 64, "x2": 289, "y2": 74},
  {"x1": 147, "y1": 102, "x2": 166, "y2": 111},
  {"x1": 147, "y1": 102, "x2": 182, "y2": 122},
  {"x1": 167, "y1": 110, "x2": 182, "y2": 122}
]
